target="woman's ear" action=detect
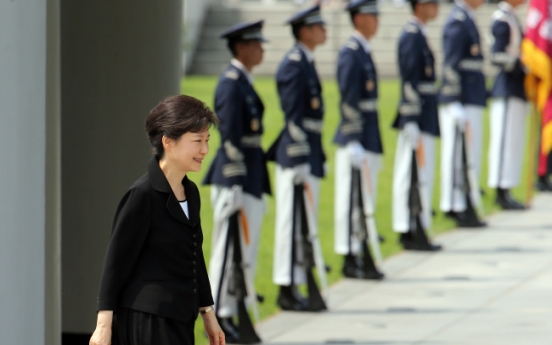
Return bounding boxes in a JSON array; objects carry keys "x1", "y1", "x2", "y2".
[{"x1": 162, "y1": 135, "x2": 172, "y2": 152}]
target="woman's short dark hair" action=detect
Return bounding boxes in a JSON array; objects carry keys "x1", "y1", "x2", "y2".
[{"x1": 145, "y1": 95, "x2": 218, "y2": 156}]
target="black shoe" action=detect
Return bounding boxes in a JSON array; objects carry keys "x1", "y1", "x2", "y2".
[
  {"x1": 277, "y1": 285, "x2": 308, "y2": 311},
  {"x1": 400, "y1": 233, "x2": 442, "y2": 251},
  {"x1": 256, "y1": 294, "x2": 265, "y2": 303},
  {"x1": 342, "y1": 254, "x2": 364, "y2": 279},
  {"x1": 444, "y1": 211, "x2": 458, "y2": 220},
  {"x1": 496, "y1": 188, "x2": 526, "y2": 210},
  {"x1": 536, "y1": 176, "x2": 552, "y2": 192},
  {"x1": 455, "y1": 210, "x2": 487, "y2": 228},
  {"x1": 363, "y1": 270, "x2": 385, "y2": 280},
  {"x1": 218, "y1": 317, "x2": 240, "y2": 344},
  {"x1": 378, "y1": 234, "x2": 386, "y2": 243}
]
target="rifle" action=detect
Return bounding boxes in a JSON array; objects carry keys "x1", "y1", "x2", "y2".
[
  {"x1": 359, "y1": 161, "x2": 383, "y2": 266},
  {"x1": 227, "y1": 212, "x2": 261, "y2": 344},
  {"x1": 459, "y1": 128, "x2": 483, "y2": 219},
  {"x1": 463, "y1": 126, "x2": 484, "y2": 214},
  {"x1": 294, "y1": 184, "x2": 327, "y2": 312},
  {"x1": 409, "y1": 149, "x2": 422, "y2": 232}
]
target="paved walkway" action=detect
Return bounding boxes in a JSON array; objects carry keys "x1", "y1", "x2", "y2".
[{"x1": 257, "y1": 194, "x2": 552, "y2": 345}]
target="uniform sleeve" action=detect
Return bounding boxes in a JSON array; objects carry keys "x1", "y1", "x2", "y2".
[
  {"x1": 277, "y1": 60, "x2": 310, "y2": 166},
  {"x1": 337, "y1": 49, "x2": 365, "y2": 143},
  {"x1": 441, "y1": 20, "x2": 469, "y2": 102},
  {"x1": 97, "y1": 186, "x2": 151, "y2": 310},
  {"x1": 398, "y1": 32, "x2": 423, "y2": 123},
  {"x1": 490, "y1": 20, "x2": 519, "y2": 73},
  {"x1": 214, "y1": 80, "x2": 246, "y2": 187}
]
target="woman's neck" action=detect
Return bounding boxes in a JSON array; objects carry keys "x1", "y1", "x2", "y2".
[{"x1": 159, "y1": 157, "x2": 187, "y2": 200}]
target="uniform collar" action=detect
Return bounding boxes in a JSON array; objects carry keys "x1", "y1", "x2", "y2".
[
  {"x1": 456, "y1": 0, "x2": 475, "y2": 19},
  {"x1": 297, "y1": 42, "x2": 315, "y2": 63},
  {"x1": 498, "y1": 1, "x2": 514, "y2": 14},
  {"x1": 231, "y1": 58, "x2": 253, "y2": 84},
  {"x1": 410, "y1": 17, "x2": 428, "y2": 36},
  {"x1": 352, "y1": 31, "x2": 372, "y2": 53}
]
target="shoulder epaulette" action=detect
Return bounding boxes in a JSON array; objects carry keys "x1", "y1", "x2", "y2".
[
  {"x1": 225, "y1": 70, "x2": 239, "y2": 80},
  {"x1": 345, "y1": 40, "x2": 359, "y2": 51},
  {"x1": 405, "y1": 24, "x2": 419, "y2": 34},
  {"x1": 288, "y1": 50, "x2": 302, "y2": 62},
  {"x1": 453, "y1": 11, "x2": 466, "y2": 21}
]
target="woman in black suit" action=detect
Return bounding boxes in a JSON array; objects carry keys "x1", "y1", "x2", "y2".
[{"x1": 90, "y1": 95, "x2": 225, "y2": 345}]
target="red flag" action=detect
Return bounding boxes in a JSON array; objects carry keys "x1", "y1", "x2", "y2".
[{"x1": 522, "y1": 0, "x2": 552, "y2": 174}]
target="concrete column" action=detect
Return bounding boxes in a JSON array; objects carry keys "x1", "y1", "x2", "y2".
[
  {"x1": 46, "y1": 0, "x2": 62, "y2": 344},
  {"x1": 0, "y1": 1, "x2": 47, "y2": 344},
  {"x1": 60, "y1": 0, "x2": 183, "y2": 336}
]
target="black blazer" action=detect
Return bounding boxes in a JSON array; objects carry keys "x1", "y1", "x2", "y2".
[{"x1": 97, "y1": 156, "x2": 214, "y2": 322}]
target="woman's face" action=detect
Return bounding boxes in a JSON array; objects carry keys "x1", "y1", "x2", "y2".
[{"x1": 163, "y1": 130, "x2": 210, "y2": 173}]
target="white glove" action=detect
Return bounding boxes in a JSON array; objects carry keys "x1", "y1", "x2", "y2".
[
  {"x1": 403, "y1": 122, "x2": 420, "y2": 149},
  {"x1": 449, "y1": 102, "x2": 466, "y2": 131},
  {"x1": 347, "y1": 141, "x2": 365, "y2": 169},
  {"x1": 221, "y1": 185, "x2": 244, "y2": 218},
  {"x1": 292, "y1": 163, "x2": 310, "y2": 184}
]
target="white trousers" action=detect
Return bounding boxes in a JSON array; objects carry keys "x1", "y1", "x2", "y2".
[
  {"x1": 392, "y1": 132, "x2": 436, "y2": 233},
  {"x1": 439, "y1": 104, "x2": 484, "y2": 212},
  {"x1": 273, "y1": 165, "x2": 321, "y2": 286},
  {"x1": 209, "y1": 185, "x2": 265, "y2": 318},
  {"x1": 334, "y1": 148, "x2": 382, "y2": 255},
  {"x1": 488, "y1": 97, "x2": 527, "y2": 188}
]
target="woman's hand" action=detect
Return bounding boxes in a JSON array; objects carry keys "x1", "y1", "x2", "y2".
[
  {"x1": 201, "y1": 309, "x2": 225, "y2": 345},
  {"x1": 89, "y1": 310, "x2": 113, "y2": 345}
]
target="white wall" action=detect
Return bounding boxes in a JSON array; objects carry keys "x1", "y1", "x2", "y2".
[{"x1": 0, "y1": 1, "x2": 47, "y2": 344}]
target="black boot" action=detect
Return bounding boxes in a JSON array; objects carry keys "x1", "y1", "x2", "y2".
[
  {"x1": 342, "y1": 254, "x2": 364, "y2": 279},
  {"x1": 455, "y1": 197, "x2": 487, "y2": 228},
  {"x1": 536, "y1": 175, "x2": 552, "y2": 192},
  {"x1": 496, "y1": 188, "x2": 525, "y2": 210},
  {"x1": 360, "y1": 243, "x2": 384, "y2": 280},
  {"x1": 277, "y1": 285, "x2": 308, "y2": 311},
  {"x1": 218, "y1": 317, "x2": 240, "y2": 344},
  {"x1": 400, "y1": 230, "x2": 442, "y2": 252}
]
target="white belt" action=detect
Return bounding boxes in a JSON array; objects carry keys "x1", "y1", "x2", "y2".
[
  {"x1": 359, "y1": 99, "x2": 378, "y2": 112},
  {"x1": 240, "y1": 135, "x2": 261, "y2": 148},
  {"x1": 458, "y1": 59, "x2": 483, "y2": 71},
  {"x1": 303, "y1": 118, "x2": 323, "y2": 133},
  {"x1": 417, "y1": 82, "x2": 437, "y2": 95}
]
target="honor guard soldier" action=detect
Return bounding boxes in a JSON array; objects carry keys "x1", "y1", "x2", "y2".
[
  {"x1": 203, "y1": 21, "x2": 271, "y2": 344},
  {"x1": 392, "y1": 0, "x2": 442, "y2": 251},
  {"x1": 487, "y1": 0, "x2": 527, "y2": 209},
  {"x1": 267, "y1": 5, "x2": 329, "y2": 312},
  {"x1": 438, "y1": 0, "x2": 487, "y2": 227},
  {"x1": 333, "y1": 0, "x2": 385, "y2": 279}
]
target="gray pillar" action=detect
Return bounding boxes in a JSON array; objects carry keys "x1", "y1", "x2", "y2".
[
  {"x1": 60, "y1": 0, "x2": 183, "y2": 334},
  {"x1": 0, "y1": 1, "x2": 47, "y2": 344},
  {"x1": 46, "y1": 0, "x2": 62, "y2": 344}
]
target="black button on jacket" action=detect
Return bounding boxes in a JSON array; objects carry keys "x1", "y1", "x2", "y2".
[{"x1": 97, "y1": 157, "x2": 214, "y2": 322}]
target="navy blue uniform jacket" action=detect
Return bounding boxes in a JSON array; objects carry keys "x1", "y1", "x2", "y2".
[
  {"x1": 203, "y1": 64, "x2": 271, "y2": 198},
  {"x1": 489, "y1": 7, "x2": 526, "y2": 100},
  {"x1": 393, "y1": 21, "x2": 440, "y2": 136},
  {"x1": 334, "y1": 36, "x2": 384, "y2": 153},
  {"x1": 439, "y1": 5, "x2": 487, "y2": 106},
  {"x1": 98, "y1": 157, "x2": 214, "y2": 322},
  {"x1": 267, "y1": 45, "x2": 326, "y2": 178}
]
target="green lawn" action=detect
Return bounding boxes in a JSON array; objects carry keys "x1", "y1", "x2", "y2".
[{"x1": 182, "y1": 76, "x2": 531, "y2": 343}]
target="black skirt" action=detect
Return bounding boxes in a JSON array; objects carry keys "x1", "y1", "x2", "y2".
[{"x1": 112, "y1": 309, "x2": 195, "y2": 345}]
